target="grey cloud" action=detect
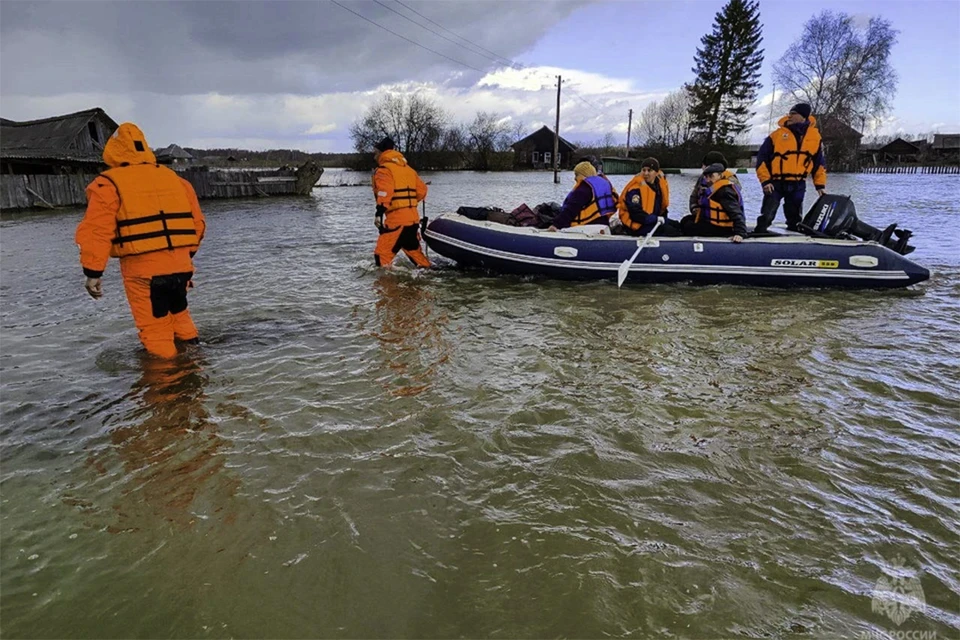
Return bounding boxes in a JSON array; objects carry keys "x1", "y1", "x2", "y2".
[{"x1": 1, "y1": 0, "x2": 589, "y2": 98}]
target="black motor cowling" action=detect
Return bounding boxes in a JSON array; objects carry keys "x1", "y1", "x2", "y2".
[{"x1": 798, "y1": 194, "x2": 916, "y2": 255}]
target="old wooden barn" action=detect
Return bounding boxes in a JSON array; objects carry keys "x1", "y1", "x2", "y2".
[
  {"x1": 1, "y1": 107, "x2": 323, "y2": 211},
  {"x1": 1, "y1": 108, "x2": 118, "y2": 209}
]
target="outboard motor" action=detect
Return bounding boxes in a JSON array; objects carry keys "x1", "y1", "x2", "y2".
[{"x1": 798, "y1": 194, "x2": 916, "y2": 255}]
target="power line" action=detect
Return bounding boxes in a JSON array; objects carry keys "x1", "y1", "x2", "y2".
[
  {"x1": 393, "y1": 0, "x2": 519, "y2": 69},
  {"x1": 329, "y1": 0, "x2": 485, "y2": 73},
  {"x1": 391, "y1": 1, "x2": 604, "y2": 111},
  {"x1": 334, "y1": 0, "x2": 605, "y2": 113},
  {"x1": 373, "y1": 0, "x2": 512, "y2": 70}
]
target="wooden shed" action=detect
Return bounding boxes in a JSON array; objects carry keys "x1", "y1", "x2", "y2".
[
  {"x1": 1, "y1": 108, "x2": 118, "y2": 175},
  {"x1": 155, "y1": 144, "x2": 195, "y2": 165},
  {"x1": 816, "y1": 117, "x2": 862, "y2": 172},
  {"x1": 511, "y1": 125, "x2": 577, "y2": 170},
  {"x1": 932, "y1": 134, "x2": 960, "y2": 162},
  {"x1": 877, "y1": 138, "x2": 920, "y2": 163}
]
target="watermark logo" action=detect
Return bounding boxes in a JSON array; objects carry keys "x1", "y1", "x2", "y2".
[{"x1": 871, "y1": 555, "x2": 926, "y2": 626}]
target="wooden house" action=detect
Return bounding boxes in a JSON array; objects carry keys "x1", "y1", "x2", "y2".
[
  {"x1": 511, "y1": 125, "x2": 577, "y2": 170},
  {"x1": 931, "y1": 134, "x2": 960, "y2": 162},
  {"x1": 878, "y1": 138, "x2": 921, "y2": 163},
  {"x1": 1, "y1": 108, "x2": 118, "y2": 175},
  {"x1": 155, "y1": 144, "x2": 195, "y2": 165},
  {"x1": 816, "y1": 117, "x2": 862, "y2": 171}
]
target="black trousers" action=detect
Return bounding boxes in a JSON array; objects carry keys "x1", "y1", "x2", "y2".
[{"x1": 756, "y1": 183, "x2": 806, "y2": 231}]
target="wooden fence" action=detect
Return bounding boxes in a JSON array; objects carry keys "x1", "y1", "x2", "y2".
[
  {"x1": 860, "y1": 165, "x2": 960, "y2": 174},
  {"x1": 0, "y1": 174, "x2": 94, "y2": 210},
  {"x1": 1, "y1": 165, "x2": 322, "y2": 211}
]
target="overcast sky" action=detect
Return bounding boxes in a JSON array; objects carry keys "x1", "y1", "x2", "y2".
[{"x1": 2, "y1": 0, "x2": 958, "y2": 152}]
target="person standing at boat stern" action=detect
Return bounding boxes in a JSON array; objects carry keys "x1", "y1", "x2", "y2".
[
  {"x1": 75, "y1": 123, "x2": 206, "y2": 359},
  {"x1": 617, "y1": 157, "x2": 682, "y2": 236},
  {"x1": 372, "y1": 136, "x2": 430, "y2": 268},
  {"x1": 681, "y1": 163, "x2": 747, "y2": 242},
  {"x1": 547, "y1": 161, "x2": 618, "y2": 231},
  {"x1": 754, "y1": 103, "x2": 826, "y2": 233}
]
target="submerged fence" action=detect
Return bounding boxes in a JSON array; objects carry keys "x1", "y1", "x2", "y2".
[
  {"x1": 0, "y1": 174, "x2": 93, "y2": 210},
  {"x1": 860, "y1": 165, "x2": 960, "y2": 174},
  {"x1": 1, "y1": 165, "x2": 322, "y2": 211}
]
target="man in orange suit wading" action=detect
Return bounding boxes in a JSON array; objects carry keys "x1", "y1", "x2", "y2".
[
  {"x1": 76, "y1": 123, "x2": 206, "y2": 359},
  {"x1": 371, "y1": 136, "x2": 430, "y2": 269}
]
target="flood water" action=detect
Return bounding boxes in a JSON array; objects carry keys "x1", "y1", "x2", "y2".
[{"x1": 1, "y1": 170, "x2": 958, "y2": 638}]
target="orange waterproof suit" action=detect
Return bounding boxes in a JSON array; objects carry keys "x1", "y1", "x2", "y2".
[
  {"x1": 76, "y1": 123, "x2": 206, "y2": 359},
  {"x1": 372, "y1": 149, "x2": 430, "y2": 268}
]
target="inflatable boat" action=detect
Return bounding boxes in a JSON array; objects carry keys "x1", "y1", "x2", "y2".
[{"x1": 423, "y1": 197, "x2": 930, "y2": 289}]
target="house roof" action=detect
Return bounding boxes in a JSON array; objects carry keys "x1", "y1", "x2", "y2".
[
  {"x1": 816, "y1": 117, "x2": 862, "y2": 141},
  {"x1": 511, "y1": 125, "x2": 577, "y2": 152},
  {"x1": 0, "y1": 107, "x2": 118, "y2": 163},
  {"x1": 1, "y1": 108, "x2": 118, "y2": 150},
  {"x1": 156, "y1": 144, "x2": 194, "y2": 159},
  {"x1": 878, "y1": 137, "x2": 920, "y2": 155}
]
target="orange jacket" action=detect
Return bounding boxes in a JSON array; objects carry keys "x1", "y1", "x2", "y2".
[
  {"x1": 756, "y1": 115, "x2": 827, "y2": 188},
  {"x1": 373, "y1": 149, "x2": 427, "y2": 227},
  {"x1": 76, "y1": 123, "x2": 205, "y2": 279},
  {"x1": 618, "y1": 171, "x2": 670, "y2": 232}
]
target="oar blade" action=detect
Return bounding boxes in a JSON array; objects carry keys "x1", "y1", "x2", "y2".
[{"x1": 616, "y1": 259, "x2": 631, "y2": 288}]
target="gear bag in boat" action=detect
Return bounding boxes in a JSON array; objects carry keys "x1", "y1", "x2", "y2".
[{"x1": 798, "y1": 194, "x2": 916, "y2": 255}]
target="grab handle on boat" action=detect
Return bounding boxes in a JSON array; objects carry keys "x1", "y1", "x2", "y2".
[{"x1": 616, "y1": 217, "x2": 662, "y2": 288}]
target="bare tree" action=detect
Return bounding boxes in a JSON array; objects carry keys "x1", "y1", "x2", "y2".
[
  {"x1": 349, "y1": 94, "x2": 448, "y2": 157},
  {"x1": 508, "y1": 120, "x2": 527, "y2": 148},
  {"x1": 633, "y1": 90, "x2": 694, "y2": 147},
  {"x1": 635, "y1": 99, "x2": 665, "y2": 146},
  {"x1": 468, "y1": 111, "x2": 513, "y2": 170},
  {"x1": 660, "y1": 91, "x2": 694, "y2": 147},
  {"x1": 773, "y1": 11, "x2": 898, "y2": 125}
]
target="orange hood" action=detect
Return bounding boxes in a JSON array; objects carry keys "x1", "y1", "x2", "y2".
[
  {"x1": 103, "y1": 122, "x2": 157, "y2": 167},
  {"x1": 777, "y1": 114, "x2": 818, "y2": 128},
  {"x1": 377, "y1": 148, "x2": 408, "y2": 167}
]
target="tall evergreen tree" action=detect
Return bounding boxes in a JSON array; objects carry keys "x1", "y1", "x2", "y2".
[{"x1": 685, "y1": 0, "x2": 764, "y2": 145}]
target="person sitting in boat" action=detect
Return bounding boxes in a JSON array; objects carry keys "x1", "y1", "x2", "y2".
[
  {"x1": 617, "y1": 157, "x2": 682, "y2": 237},
  {"x1": 681, "y1": 163, "x2": 746, "y2": 242},
  {"x1": 688, "y1": 151, "x2": 742, "y2": 222},
  {"x1": 547, "y1": 161, "x2": 618, "y2": 231}
]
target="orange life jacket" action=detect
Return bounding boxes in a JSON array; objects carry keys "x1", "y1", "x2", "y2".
[
  {"x1": 376, "y1": 154, "x2": 419, "y2": 215},
  {"x1": 101, "y1": 164, "x2": 199, "y2": 258},
  {"x1": 571, "y1": 175, "x2": 617, "y2": 226},
  {"x1": 769, "y1": 115, "x2": 822, "y2": 181},
  {"x1": 618, "y1": 172, "x2": 670, "y2": 232},
  {"x1": 695, "y1": 178, "x2": 737, "y2": 228}
]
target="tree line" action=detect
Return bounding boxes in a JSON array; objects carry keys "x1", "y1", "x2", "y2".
[{"x1": 348, "y1": 94, "x2": 524, "y2": 171}]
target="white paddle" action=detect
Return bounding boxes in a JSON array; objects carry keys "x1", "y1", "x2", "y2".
[{"x1": 617, "y1": 217, "x2": 662, "y2": 288}]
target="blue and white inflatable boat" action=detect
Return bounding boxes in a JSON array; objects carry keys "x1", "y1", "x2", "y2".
[{"x1": 423, "y1": 214, "x2": 930, "y2": 289}]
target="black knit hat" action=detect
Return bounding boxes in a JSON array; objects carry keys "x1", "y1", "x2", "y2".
[
  {"x1": 641, "y1": 157, "x2": 660, "y2": 172},
  {"x1": 789, "y1": 103, "x2": 812, "y2": 119},
  {"x1": 374, "y1": 136, "x2": 395, "y2": 152},
  {"x1": 701, "y1": 151, "x2": 728, "y2": 168}
]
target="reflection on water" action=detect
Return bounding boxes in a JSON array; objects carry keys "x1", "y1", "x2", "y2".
[
  {"x1": 368, "y1": 271, "x2": 451, "y2": 397},
  {"x1": 86, "y1": 354, "x2": 236, "y2": 532},
  {"x1": 1, "y1": 172, "x2": 958, "y2": 638}
]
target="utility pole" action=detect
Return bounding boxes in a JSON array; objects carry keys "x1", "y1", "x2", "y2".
[
  {"x1": 553, "y1": 75, "x2": 561, "y2": 184},
  {"x1": 625, "y1": 108, "x2": 633, "y2": 158},
  {"x1": 768, "y1": 78, "x2": 776, "y2": 134}
]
